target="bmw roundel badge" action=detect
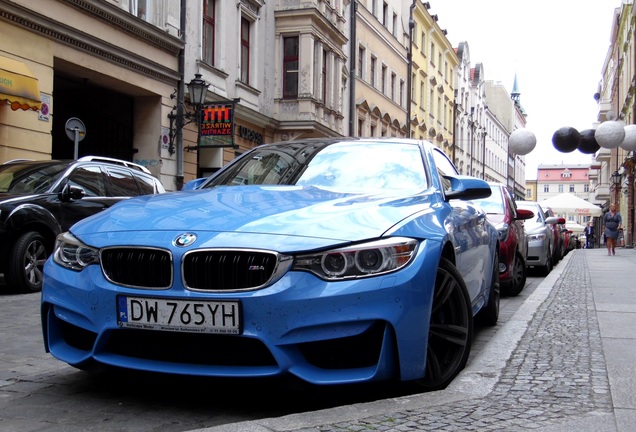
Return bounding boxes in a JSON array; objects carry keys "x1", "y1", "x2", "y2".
[{"x1": 174, "y1": 233, "x2": 197, "y2": 247}]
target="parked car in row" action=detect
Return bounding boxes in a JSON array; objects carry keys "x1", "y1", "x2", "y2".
[
  {"x1": 542, "y1": 206, "x2": 567, "y2": 265},
  {"x1": 42, "y1": 138, "x2": 500, "y2": 390},
  {"x1": 474, "y1": 183, "x2": 534, "y2": 296},
  {"x1": 515, "y1": 201, "x2": 561, "y2": 276},
  {"x1": 0, "y1": 156, "x2": 165, "y2": 293}
]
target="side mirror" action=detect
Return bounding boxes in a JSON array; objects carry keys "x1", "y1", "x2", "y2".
[
  {"x1": 516, "y1": 208, "x2": 535, "y2": 221},
  {"x1": 443, "y1": 175, "x2": 492, "y2": 201},
  {"x1": 59, "y1": 183, "x2": 86, "y2": 202}
]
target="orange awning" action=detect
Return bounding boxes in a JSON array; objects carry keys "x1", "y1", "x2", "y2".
[{"x1": 0, "y1": 56, "x2": 42, "y2": 111}]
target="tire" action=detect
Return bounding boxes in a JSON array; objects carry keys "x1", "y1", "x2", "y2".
[
  {"x1": 416, "y1": 257, "x2": 473, "y2": 391},
  {"x1": 476, "y1": 253, "x2": 500, "y2": 327},
  {"x1": 7, "y1": 231, "x2": 49, "y2": 293},
  {"x1": 540, "y1": 251, "x2": 553, "y2": 276},
  {"x1": 502, "y1": 252, "x2": 526, "y2": 296}
]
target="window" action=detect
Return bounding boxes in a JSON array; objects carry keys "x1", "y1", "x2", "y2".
[
  {"x1": 584, "y1": 184, "x2": 589, "y2": 192},
  {"x1": 203, "y1": 0, "x2": 216, "y2": 65},
  {"x1": 105, "y1": 168, "x2": 141, "y2": 197},
  {"x1": 399, "y1": 79, "x2": 404, "y2": 106},
  {"x1": 370, "y1": 56, "x2": 376, "y2": 87},
  {"x1": 544, "y1": 184, "x2": 549, "y2": 193},
  {"x1": 240, "y1": 18, "x2": 251, "y2": 85},
  {"x1": 358, "y1": 46, "x2": 365, "y2": 78},
  {"x1": 382, "y1": 2, "x2": 388, "y2": 26},
  {"x1": 322, "y1": 50, "x2": 328, "y2": 102},
  {"x1": 391, "y1": 73, "x2": 396, "y2": 100},
  {"x1": 69, "y1": 166, "x2": 106, "y2": 197},
  {"x1": 411, "y1": 72, "x2": 415, "y2": 100},
  {"x1": 283, "y1": 36, "x2": 299, "y2": 98},
  {"x1": 421, "y1": 32, "x2": 426, "y2": 54},
  {"x1": 558, "y1": 184, "x2": 564, "y2": 193},
  {"x1": 392, "y1": 13, "x2": 397, "y2": 36},
  {"x1": 130, "y1": 0, "x2": 153, "y2": 23},
  {"x1": 381, "y1": 65, "x2": 387, "y2": 93},
  {"x1": 430, "y1": 43, "x2": 435, "y2": 63}
]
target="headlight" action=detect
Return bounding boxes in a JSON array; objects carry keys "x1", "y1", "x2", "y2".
[
  {"x1": 293, "y1": 237, "x2": 418, "y2": 280},
  {"x1": 53, "y1": 232, "x2": 100, "y2": 271},
  {"x1": 528, "y1": 233, "x2": 546, "y2": 241}
]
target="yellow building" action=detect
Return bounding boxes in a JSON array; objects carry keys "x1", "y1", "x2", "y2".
[
  {"x1": 409, "y1": 1, "x2": 459, "y2": 157},
  {"x1": 354, "y1": 0, "x2": 409, "y2": 137}
]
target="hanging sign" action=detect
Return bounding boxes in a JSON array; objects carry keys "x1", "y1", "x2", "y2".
[{"x1": 199, "y1": 103, "x2": 235, "y2": 148}]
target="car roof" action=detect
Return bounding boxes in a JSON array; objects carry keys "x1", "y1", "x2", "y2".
[{"x1": 0, "y1": 157, "x2": 151, "y2": 175}]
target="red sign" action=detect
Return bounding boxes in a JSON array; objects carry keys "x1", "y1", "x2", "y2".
[{"x1": 200, "y1": 104, "x2": 233, "y2": 136}]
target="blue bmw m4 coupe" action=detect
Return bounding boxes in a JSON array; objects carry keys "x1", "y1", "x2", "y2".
[{"x1": 41, "y1": 138, "x2": 499, "y2": 390}]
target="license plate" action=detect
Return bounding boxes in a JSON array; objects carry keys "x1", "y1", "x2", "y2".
[{"x1": 117, "y1": 296, "x2": 241, "y2": 334}]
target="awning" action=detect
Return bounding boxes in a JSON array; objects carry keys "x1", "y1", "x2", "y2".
[{"x1": 0, "y1": 56, "x2": 42, "y2": 111}]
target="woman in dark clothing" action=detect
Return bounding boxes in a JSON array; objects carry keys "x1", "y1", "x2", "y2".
[{"x1": 604, "y1": 203, "x2": 622, "y2": 256}]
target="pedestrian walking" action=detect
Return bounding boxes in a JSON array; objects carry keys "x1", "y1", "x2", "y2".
[
  {"x1": 603, "y1": 203, "x2": 622, "y2": 256},
  {"x1": 584, "y1": 222, "x2": 595, "y2": 248}
]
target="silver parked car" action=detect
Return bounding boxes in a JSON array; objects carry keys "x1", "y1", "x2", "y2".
[{"x1": 515, "y1": 201, "x2": 560, "y2": 276}]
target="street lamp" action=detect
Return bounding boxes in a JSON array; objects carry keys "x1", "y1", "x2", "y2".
[
  {"x1": 168, "y1": 74, "x2": 210, "y2": 155},
  {"x1": 611, "y1": 170, "x2": 622, "y2": 186}
]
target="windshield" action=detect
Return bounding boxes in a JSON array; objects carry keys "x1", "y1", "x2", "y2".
[
  {"x1": 474, "y1": 186, "x2": 505, "y2": 214},
  {"x1": 0, "y1": 162, "x2": 68, "y2": 194},
  {"x1": 205, "y1": 141, "x2": 428, "y2": 192}
]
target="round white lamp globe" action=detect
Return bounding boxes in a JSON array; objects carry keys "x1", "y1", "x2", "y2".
[
  {"x1": 595, "y1": 121, "x2": 625, "y2": 149},
  {"x1": 508, "y1": 128, "x2": 536, "y2": 156},
  {"x1": 620, "y1": 124, "x2": 636, "y2": 151}
]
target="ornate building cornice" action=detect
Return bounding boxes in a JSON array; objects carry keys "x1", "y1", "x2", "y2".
[{"x1": 0, "y1": 0, "x2": 182, "y2": 86}]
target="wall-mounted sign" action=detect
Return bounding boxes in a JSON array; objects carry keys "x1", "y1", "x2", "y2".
[{"x1": 199, "y1": 103, "x2": 234, "y2": 147}]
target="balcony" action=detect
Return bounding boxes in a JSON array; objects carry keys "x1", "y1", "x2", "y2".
[
  {"x1": 595, "y1": 147, "x2": 611, "y2": 162},
  {"x1": 594, "y1": 184, "x2": 610, "y2": 201}
]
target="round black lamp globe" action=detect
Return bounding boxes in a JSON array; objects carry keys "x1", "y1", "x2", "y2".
[
  {"x1": 578, "y1": 129, "x2": 600, "y2": 154},
  {"x1": 552, "y1": 127, "x2": 581, "y2": 153}
]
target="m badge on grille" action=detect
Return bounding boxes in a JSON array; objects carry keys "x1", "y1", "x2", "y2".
[{"x1": 174, "y1": 233, "x2": 197, "y2": 247}]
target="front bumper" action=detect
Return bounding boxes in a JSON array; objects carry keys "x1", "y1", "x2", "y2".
[{"x1": 41, "y1": 241, "x2": 439, "y2": 385}]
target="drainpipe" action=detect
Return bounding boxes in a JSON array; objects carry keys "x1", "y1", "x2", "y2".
[
  {"x1": 349, "y1": 1, "x2": 357, "y2": 136},
  {"x1": 406, "y1": 1, "x2": 415, "y2": 138},
  {"x1": 175, "y1": 0, "x2": 186, "y2": 190}
]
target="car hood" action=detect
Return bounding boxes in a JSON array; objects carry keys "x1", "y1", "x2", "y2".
[{"x1": 71, "y1": 185, "x2": 437, "y2": 250}]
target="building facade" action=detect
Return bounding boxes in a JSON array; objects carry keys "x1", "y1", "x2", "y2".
[
  {"x1": 1, "y1": 0, "x2": 531, "y2": 197},
  {"x1": 354, "y1": 0, "x2": 408, "y2": 139},
  {"x1": 409, "y1": 0, "x2": 458, "y2": 159},
  {"x1": 1, "y1": 0, "x2": 182, "y2": 188},
  {"x1": 595, "y1": 1, "x2": 636, "y2": 248}
]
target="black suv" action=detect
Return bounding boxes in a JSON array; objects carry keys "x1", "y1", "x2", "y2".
[{"x1": 0, "y1": 156, "x2": 165, "y2": 293}]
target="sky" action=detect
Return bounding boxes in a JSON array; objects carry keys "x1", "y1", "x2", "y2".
[{"x1": 427, "y1": 0, "x2": 620, "y2": 180}]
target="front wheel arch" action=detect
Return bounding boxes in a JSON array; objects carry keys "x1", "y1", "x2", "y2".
[{"x1": 416, "y1": 256, "x2": 473, "y2": 391}]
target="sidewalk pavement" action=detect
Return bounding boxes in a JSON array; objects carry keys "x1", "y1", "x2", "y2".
[{"x1": 196, "y1": 247, "x2": 636, "y2": 432}]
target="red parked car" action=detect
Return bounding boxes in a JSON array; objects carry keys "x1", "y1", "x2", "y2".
[
  {"x1": 542, "y1": 206, "x2": 567, "y2": 265},
  {"x1": 475, "y1": 183, "x2": 534, "y2": 296}
]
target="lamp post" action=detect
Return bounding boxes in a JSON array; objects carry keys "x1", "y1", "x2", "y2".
[
  {"x1": 168, "y1": 74, "x2": 209, "y2": 156},
  {"x1": 611, "y1": 170, "x2": 622, "y2": 209}
]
